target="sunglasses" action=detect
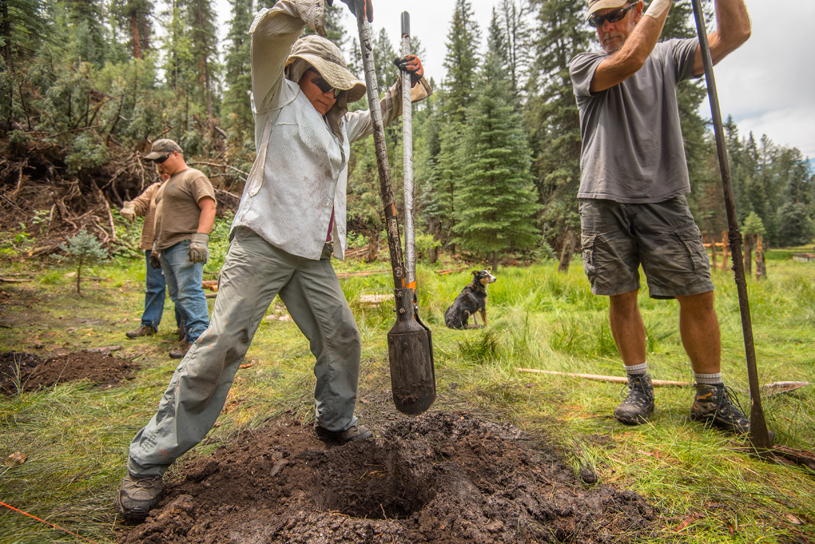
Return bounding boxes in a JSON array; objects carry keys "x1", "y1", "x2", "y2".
[
  {"x1": 588, "y1": 2, "x2": 638, "y2": 28},
  {"x1": 154, "y1": 153, "x2": 172, "y2": 164},
  {"x1": 309, "y1": 73, "x2": 342, "y2": 98}
]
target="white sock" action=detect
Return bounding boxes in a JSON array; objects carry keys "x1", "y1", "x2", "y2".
[
  {"x1": 694, "y1": 372, "x2": 723, "y2": 385},
  {"x1": 625, "y1": 362, "x2": 648, "y2": 376}
]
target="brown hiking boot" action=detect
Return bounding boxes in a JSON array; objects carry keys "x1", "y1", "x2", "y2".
[
  {"x1": 177, "y1": 321, "x2": 185, "y2": 342},
  {"x1": 614, "y1": 373, "x2": 655, "y2": 425},
  {"x1": 115, "y1": 474, "x2": 163, "y2": 519},
  {"x1": 169, "y1": 340, "x2": 192, "y2": 359},
  {"x1": 126, "y1": 325, "x2": 156, "y2": 339},
  {"x1": 690, "y1": 383, "x2": 775, "y2": 442},
  {"x1": 314, "y1": 424, "x2": 373, "y2": 444}
]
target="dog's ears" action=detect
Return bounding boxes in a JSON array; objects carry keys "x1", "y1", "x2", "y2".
[{"x1": 472, "y1": 270, "x2": 478, "y2": 277}]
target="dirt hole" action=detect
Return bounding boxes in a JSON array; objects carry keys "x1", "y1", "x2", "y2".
[{"x1": 121, "y1": 412, "x2": 656, "y2": 544}]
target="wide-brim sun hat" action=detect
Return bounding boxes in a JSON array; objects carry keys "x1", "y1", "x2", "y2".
[
  {"x1": 286, "y1": 35, "x2": 366, "y2": 103},
  {"x1": 587, "y1": 0, "x2": 630, "y2": 19}
]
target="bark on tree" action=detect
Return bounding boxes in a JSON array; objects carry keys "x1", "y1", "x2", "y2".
[
  {"x1": 557, "y1": 230, "x2": 576, "y2": 274},
  {"x1": 130, "y1": 11, "x2": 142, "y2": 59}
]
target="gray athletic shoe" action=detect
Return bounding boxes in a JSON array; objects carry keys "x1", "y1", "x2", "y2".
[
  {"x1": 614, "y1": 373, "x2": 655, "y2": 425},
  {"x1": 314, "y1": 424, "x2": 373, "y2": 444},
  {"x1": 115, "y1": 474, "x2": 163, "y2": 519},
  {"x1": 690, "y1": 383, "x2": 774, "y2": 442}
]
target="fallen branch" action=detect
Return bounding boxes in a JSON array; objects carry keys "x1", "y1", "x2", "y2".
[{"x1": 517, "y1": 368, "x2": 690, "y2": 387}]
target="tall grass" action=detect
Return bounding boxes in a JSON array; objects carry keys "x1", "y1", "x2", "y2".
[{"x1": 1, "y1": 253, "x2": 814, "y2": 542}]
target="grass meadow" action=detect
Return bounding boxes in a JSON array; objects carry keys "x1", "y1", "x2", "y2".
[{"x1": 1, "y1": 237, "x2": 814, "y2": 543}]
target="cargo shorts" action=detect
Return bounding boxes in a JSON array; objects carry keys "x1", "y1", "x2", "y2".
[{"x1": 578, "y1": 197, "x2": 714, "y2": 299}]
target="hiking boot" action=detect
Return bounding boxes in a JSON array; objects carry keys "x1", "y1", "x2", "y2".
[
  {"x1": 115, "y1": 474, "x2": 163, "y2": 519},
  {"x1": 614, "y1": 373, "x2": 655, "y2": 425},
  {"x1": 690, "y1": 383, "x2": 775, "y2": 441},
  {"x1": 176, "y1": 321, "x2": 185, "y2": 342},
  {"x1": 126, "y1": 325, "x2": 155, "y2": 339},
  {"x1": 314, "y1": 424, "x2": 373, "y2": 444},
  {"x1": 169, "y1": 340, "x2": 192, "y2": 359}
]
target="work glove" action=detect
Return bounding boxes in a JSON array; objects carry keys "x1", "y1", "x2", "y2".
[
  {"x1": 188, "y1": 233, "x2": 209, "y2": 264},
  {"x1": 393, "y1": 55, "x2": 424, "y2": 87},
  {"x1": 328, "y1": 0, "x2": 372, "y2": 22},
  {"x1": 120, "y1": 201, "x2": 136, "y2": 222},
  {"x1": 149, "y1": 243, "x2": 162, "y2": 270}
]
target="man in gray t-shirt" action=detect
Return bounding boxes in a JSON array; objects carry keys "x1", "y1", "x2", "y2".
[{"x1": 568, "y1": 0, "x2": 766, "y2": 440}]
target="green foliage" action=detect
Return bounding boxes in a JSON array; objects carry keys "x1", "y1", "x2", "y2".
[
  {"x1": 742, "y1": 211, "x2": 765, "y2": 236},
  {"x1": 442, "y1": 0, "x2": 480, "y2": 122},
  {"x1": 453, "y1": 14, "x2": 540, "y2": 262},
  {"x1": 776, "y1": 202, "x2": 815, "y2": 247},
  {"x1": 55, "y1": 229, "x2": 109, "y2": 294}
]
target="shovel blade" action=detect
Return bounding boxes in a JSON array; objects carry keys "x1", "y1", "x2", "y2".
[{"x1": 387, "y1": 288, "x2": 436, "y2": 415}]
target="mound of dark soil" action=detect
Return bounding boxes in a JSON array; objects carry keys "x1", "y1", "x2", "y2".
[
  {"x1": 0, "y1": 351, "x2": 43, "y2": 394},
  {"x1": 120, "y1": 412, "x2": 655, "y2": 544},
  {"x1": 0, "y1": 350, "x2": 139, "y2": 394}
]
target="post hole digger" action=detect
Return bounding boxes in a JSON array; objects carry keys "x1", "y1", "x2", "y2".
[{"x1": 355, "y1": 7, "x2": 436, "y2": 415}]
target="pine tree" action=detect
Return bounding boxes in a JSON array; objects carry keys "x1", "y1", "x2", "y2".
[
  {"x1": 110, "y1": 0, "x2": 154, "y2": 59},
  {"x1": 526, "y1": 0, "x2": 591, "y2": 269},
  {"x1": 222, "y1": 0, "x2": 253, "y2": 144},
  {"x1": 57, "y1": 229, "x2": 109, "y2": 295},
  {"x1": 453, "y1": 12, "x2": 539, "y2": 270},
  {"x1": 442, "y1": 0, "x2": 480, "y2": 122},
  {"x1": 187, "y1": 0, "x2": 219, "y2": 119}
]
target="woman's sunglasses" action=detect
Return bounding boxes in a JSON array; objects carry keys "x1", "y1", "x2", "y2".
[
  {"x1": 588, "y1": 2, "x2": 637, "y2": 28},
  {"x1": 309, "y1": 72, "x2": 342, "y2": 98}
]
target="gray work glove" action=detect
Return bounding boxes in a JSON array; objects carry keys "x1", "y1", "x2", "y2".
[
  {"x1": 188, "y1": 233, "x2": 209, "y2": 263},
  {"x1": 149, "y1": 243, "x2": 162, "y2": 269},
  {"x1": 328, "y1": 0, "x2": 372, "y2": 22},
  {"x1": 120, "y1": 201, "x2": 136, "y2": 222}
]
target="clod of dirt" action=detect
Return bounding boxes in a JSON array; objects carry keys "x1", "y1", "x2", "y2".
[
  {"x1": 120, "y1": 412, "x2": 655, "y2": 544},
  {"x1": 0, "y1": 350, "x2": 139, "y2": 394}
]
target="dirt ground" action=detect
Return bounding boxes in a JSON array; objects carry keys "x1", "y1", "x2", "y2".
[
  {"x1": 118, "y1": 412, "x2": 656, "y2": 544},
  {"x1": 0, "y1": 350, "x2": 139, "y2": 394}
]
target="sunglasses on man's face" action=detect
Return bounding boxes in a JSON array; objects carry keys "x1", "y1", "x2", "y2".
[
  {"x1": 155, "y1": 153, "x2": 172, "y2": 164},
  {"x1": 310, "y1": 74, "x2": 342, "y2": 98},
  {"x1": 588, "y1": 2, "x2": 637, "y2": 28}
]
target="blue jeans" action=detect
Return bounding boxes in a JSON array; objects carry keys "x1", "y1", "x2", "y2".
[
  {"x1": 159, "y1": 242, "x2": 209, "y2": 342},
  {"x1": 141, "y1": 250, "x2": 182, "y2": 331}
]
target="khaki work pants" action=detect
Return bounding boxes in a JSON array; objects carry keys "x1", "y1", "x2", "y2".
[{"x1": 128, "y1": 228, "x2": 361, "y2": 477}]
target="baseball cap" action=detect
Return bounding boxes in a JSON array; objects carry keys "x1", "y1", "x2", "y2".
[
  {"x1": 144, "y1": 139, "x2": 183, "y2": 161},
  {"x1": 587, "y1": 0, "x2": 629, "y2": 19}
]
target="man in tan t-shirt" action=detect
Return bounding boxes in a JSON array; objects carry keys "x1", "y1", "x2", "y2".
[
  {"x1": 120, "y1": 174, "x2": 183, "y2": 341},
  {"x1": 144, "y1": 139, "x2": 217, "y2": 359}
]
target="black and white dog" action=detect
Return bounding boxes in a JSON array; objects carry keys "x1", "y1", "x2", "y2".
[{"x1": 444, "y1": 270, "x2": 497, "y2": 329}]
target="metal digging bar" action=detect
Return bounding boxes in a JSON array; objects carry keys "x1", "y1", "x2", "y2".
[
  {"x1": 356, "y1": 7, "x2": 436, "y2": 415},
  {"x1": 690, "y1": 0, "x2": 770, "y2": 450}
]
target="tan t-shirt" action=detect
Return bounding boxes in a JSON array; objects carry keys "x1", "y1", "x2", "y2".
[{"x1": 153, "y1": 168, "x2": 217, "y2": 250}]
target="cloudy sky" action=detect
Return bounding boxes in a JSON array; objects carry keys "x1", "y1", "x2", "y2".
[{"x1": 219, "y1": 1, "x2": 815, "y2": 159}]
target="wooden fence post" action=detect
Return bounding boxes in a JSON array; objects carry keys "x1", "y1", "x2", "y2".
[{"x1": 755, "y1": 233, "x2": 766, "y2": 281}]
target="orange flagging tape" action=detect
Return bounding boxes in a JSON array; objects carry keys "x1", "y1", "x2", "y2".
[{"x1": 0, "y1": 501, "x2": 100, "y2": 544}]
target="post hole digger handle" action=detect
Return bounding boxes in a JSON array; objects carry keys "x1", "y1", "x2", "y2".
[
  {"x1": 690, "y1": 0, "x2": 770, "y2": 450},
  {"x1": 355, "y1": 8, "x2": 436, "y2": 416},
  {"x1": 401, "y1": 11, "x2": 416, "y2": 291}
]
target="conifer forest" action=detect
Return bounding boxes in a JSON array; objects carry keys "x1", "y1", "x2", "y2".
[{"x1": 0, "y1": 0, "x2": 813, "y2": 264}]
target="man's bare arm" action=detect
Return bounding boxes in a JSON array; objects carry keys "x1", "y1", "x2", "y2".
[
  {"x1": 590, "y1": 1, "x2": 671, "y2": 93},
  {"x1": 197, "y1": 197, "x2": 217, "y2": 235},
  {"x1": 691, "y1": 0, "x2": 750, "y2": 76}
]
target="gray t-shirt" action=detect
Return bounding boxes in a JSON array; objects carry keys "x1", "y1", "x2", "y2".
[{"x1": 570, "y1": 38, "x2": 699, "y2": 203}]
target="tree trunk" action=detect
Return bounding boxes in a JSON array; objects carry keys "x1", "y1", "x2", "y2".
[
  {"x1": 1, "y1": 0, "x2": 10, "y2": 70},
  {"x1": 130, "y1": 11, "x2": 142, "y2": 59},
  {"x1": 491, "y1": 251, "x2": 499, "y2": 273},
  {"x1": 428, "y1": 217, "x2": 438, "y2": 264},
  {"x1": 557, "y1": 230, "x2": 576, "y2": 274},
  {"x1": 743, "y1": 233, "x2": 752, "y2": 276},
  {"x1": 365, "y1": 228, "x2": 379, "y2": 263}
]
